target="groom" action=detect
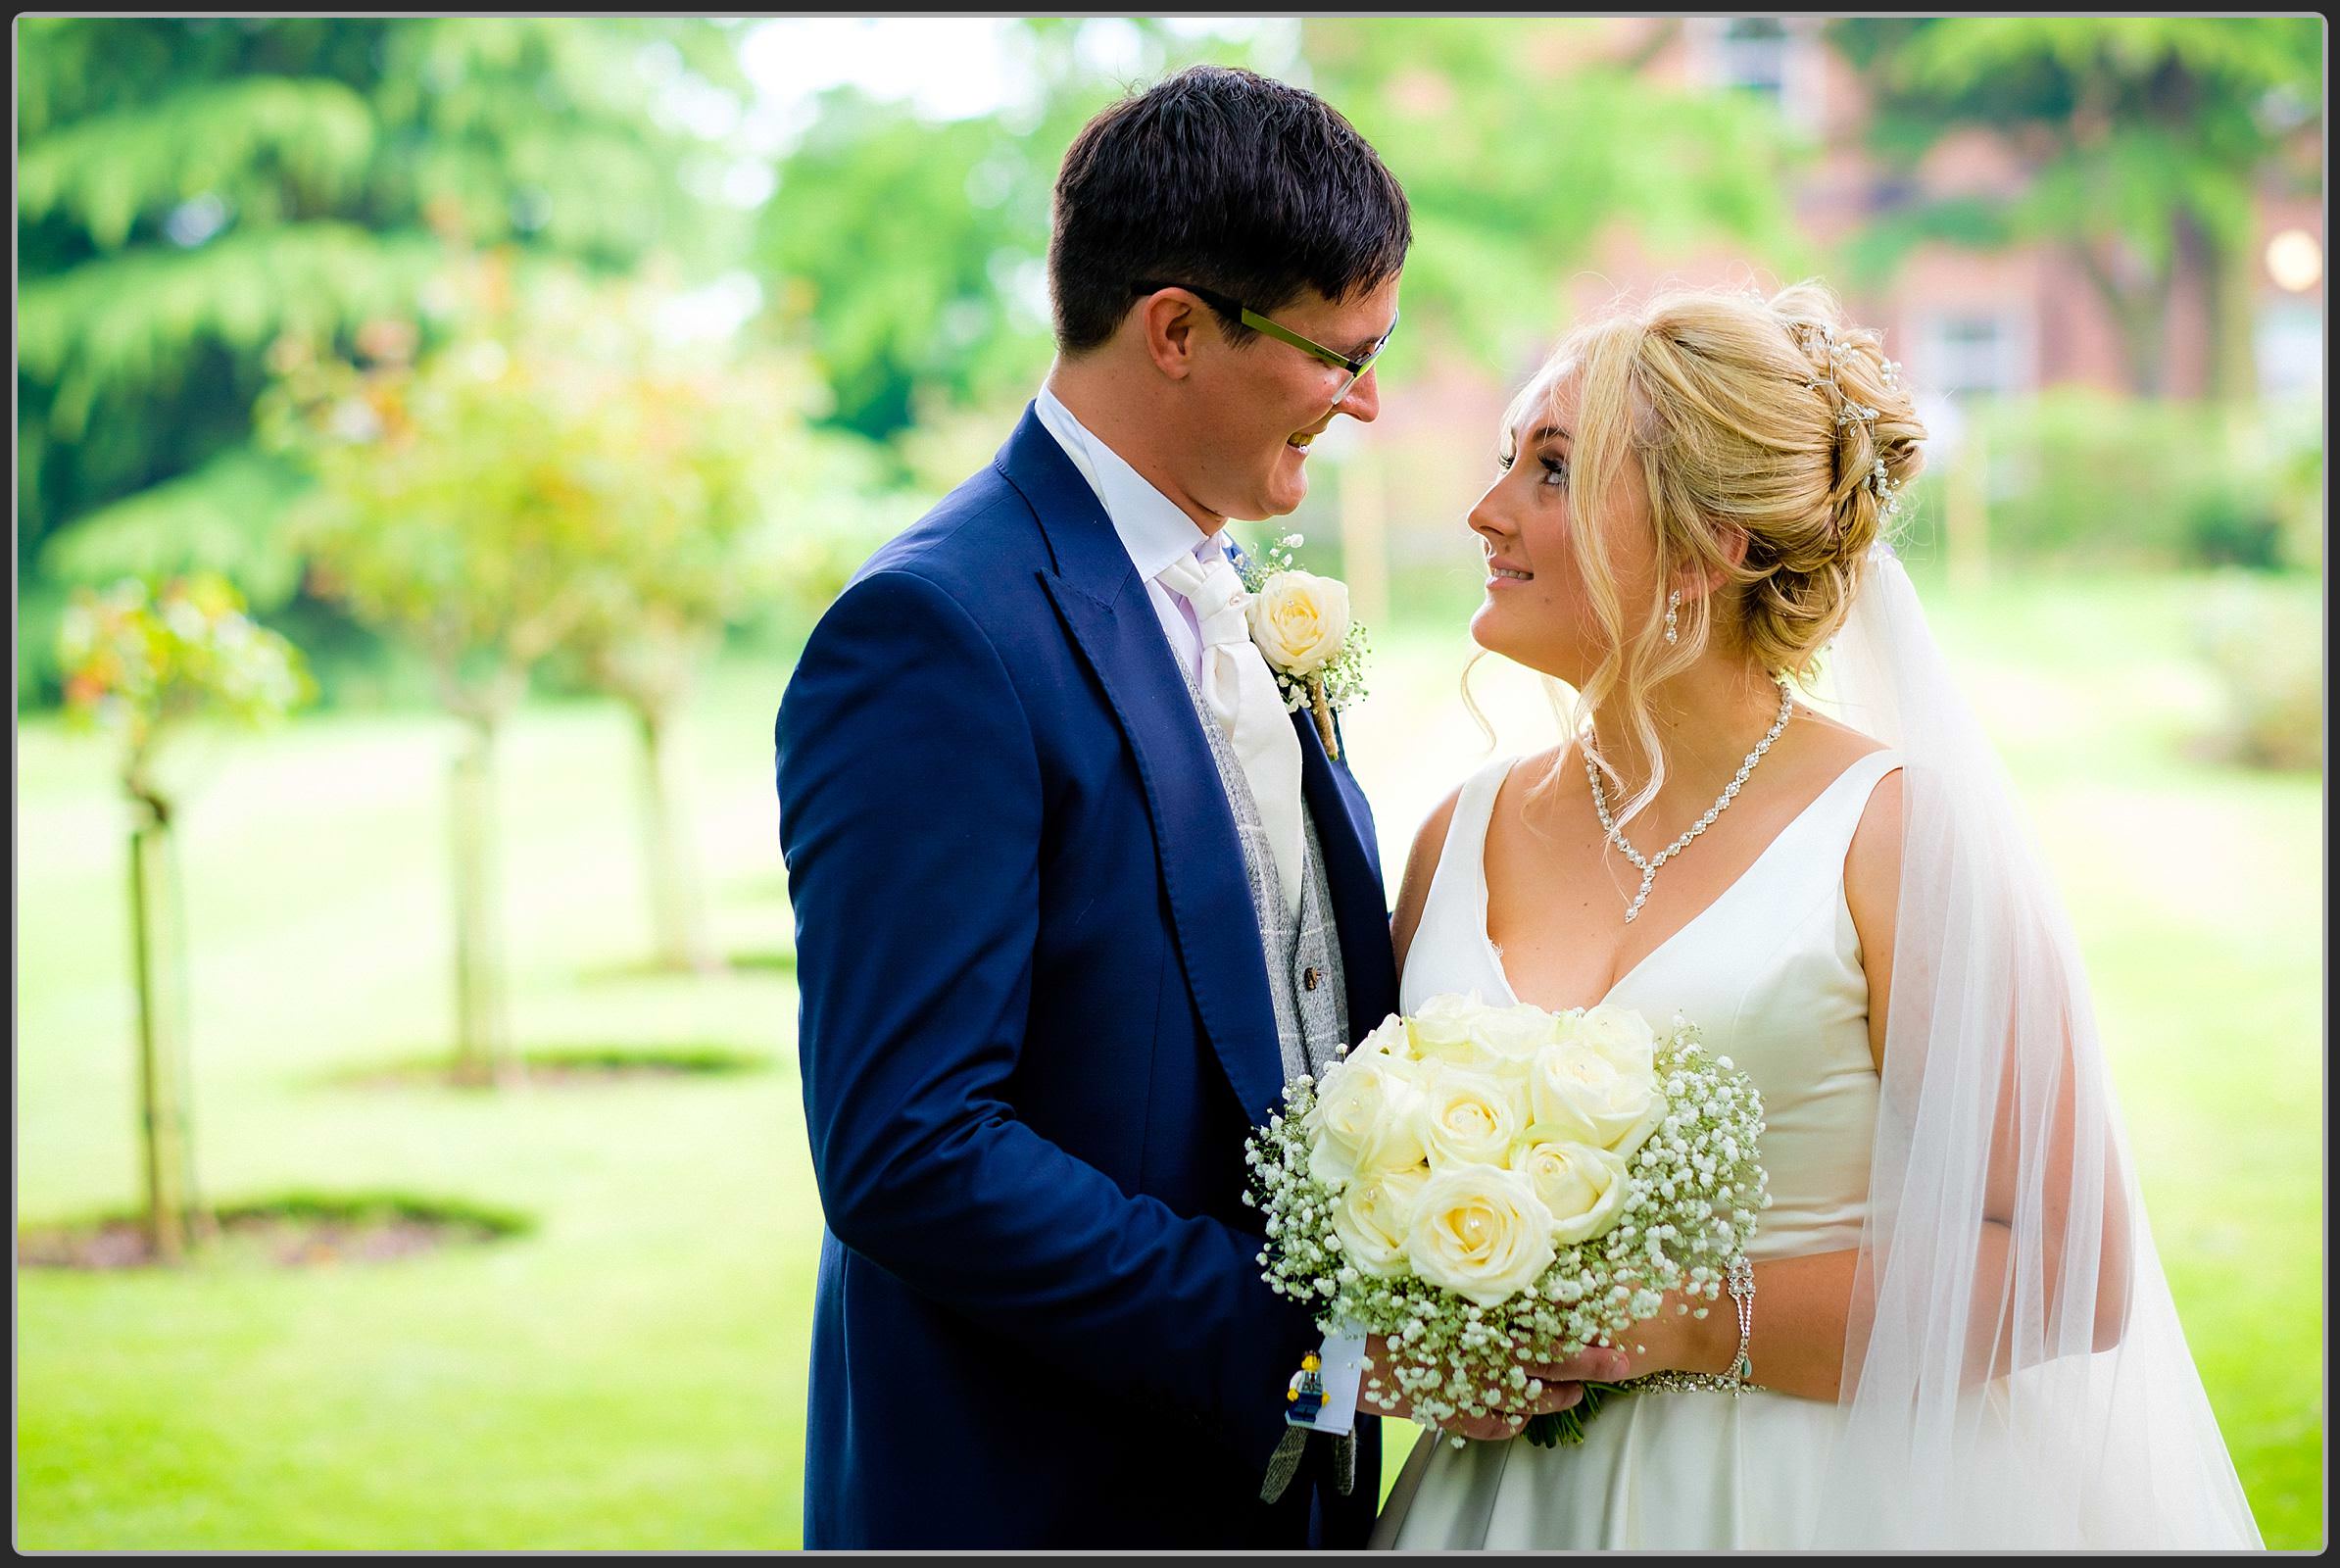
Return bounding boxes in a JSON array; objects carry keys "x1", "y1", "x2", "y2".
[{"x1": 775, "y1": 67, "x2": 1409, "y2": 1548}]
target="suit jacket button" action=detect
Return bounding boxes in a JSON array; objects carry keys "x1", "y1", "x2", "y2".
[{"x1": 1303, "y1": 967, "x2": 1320, "y2": 991}]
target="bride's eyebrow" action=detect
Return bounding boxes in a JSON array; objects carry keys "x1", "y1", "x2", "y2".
[{"x1": 1534, "y1": 425, "x2": 1571, "y2": 446}]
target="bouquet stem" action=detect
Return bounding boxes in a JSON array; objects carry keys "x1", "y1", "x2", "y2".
[{"x1": 1522, "y1": 1381, "x2": 1632, "y2": 1448}]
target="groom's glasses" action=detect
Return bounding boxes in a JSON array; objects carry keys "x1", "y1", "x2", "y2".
[{"x1": 1129, "y1": 279, "x2": 1398, "y2": 407}]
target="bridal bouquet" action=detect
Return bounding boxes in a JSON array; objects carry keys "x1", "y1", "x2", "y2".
[{"x1": 1243, "y1": 992, "x2": 1767, "y2": 1446}]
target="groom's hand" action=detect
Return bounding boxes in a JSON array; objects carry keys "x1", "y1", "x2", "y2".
[{"x1": 1360, "y1": 1334, "x2": 1632, "y2": 1443}]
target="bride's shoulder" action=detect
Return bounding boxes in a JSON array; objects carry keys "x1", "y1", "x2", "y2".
[
  {"x1": 1786, "y1": 703, "x2": 1903, "y2": 888},
  {"x1": 1394, "y1": 752, "x2": 1529, "y2": 917},
  {"x1": 1791, "y1": 703, "x2": 1894, "y2": 766}
]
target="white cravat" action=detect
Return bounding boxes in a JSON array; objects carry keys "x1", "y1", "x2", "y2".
[{"x1": 1155, "y1": 550, "x2": 1305, "y2": 922}]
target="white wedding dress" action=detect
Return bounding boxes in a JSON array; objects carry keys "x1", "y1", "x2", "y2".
[{"x1": 1370, "y1": 745, "x2": 1904, "y2": 1551}]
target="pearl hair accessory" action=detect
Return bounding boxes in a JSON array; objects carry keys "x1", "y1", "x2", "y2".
[{"x1": 1796, "y1": 321, "x2": 1905, "y2": 520}]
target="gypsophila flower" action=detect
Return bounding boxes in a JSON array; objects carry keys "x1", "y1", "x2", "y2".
[{"x1": 1243, "y1": 994, "x2": 1766, "y2": 1449}]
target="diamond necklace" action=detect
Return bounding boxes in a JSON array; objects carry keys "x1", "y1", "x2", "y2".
[{"x1": 1583, "y1": 679, "x2": 1796, "y2": 924}]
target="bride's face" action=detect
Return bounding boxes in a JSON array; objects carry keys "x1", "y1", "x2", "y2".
[{"x1": 1465, "y1": 375, "x2": 1659, "y2": 684}]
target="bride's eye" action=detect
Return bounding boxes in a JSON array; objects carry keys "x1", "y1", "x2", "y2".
[
  {"x1": 1539, "y1": 455, "x2": 1569, "y2": 488},
  {"x1": 1495, "y1": 449, "x2": 1515, "y2": 473}
]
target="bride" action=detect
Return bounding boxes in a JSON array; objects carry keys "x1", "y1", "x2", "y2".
[{"x1": 1363, "y1": 281, "x2": 2264, "y2": 1549}]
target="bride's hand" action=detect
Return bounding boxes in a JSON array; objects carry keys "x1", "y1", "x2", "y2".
[{"x1": 1361, "y1": 1333, "x2": 1632, "y2": 1443}]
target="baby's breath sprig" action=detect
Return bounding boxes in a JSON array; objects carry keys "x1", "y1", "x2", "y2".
[{"x1": 1243, "y1": 1020, "x2": 1768, "y2": 1451}]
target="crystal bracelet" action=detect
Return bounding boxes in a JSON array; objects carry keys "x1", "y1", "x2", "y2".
[{"x1": 1621, "y1": 1253, "x2": 1758, "y2": 1397}]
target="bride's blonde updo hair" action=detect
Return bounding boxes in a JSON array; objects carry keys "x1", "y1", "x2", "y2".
[{"x1": 1510, "y1": 278, "x2": 1927, "y2": 824}]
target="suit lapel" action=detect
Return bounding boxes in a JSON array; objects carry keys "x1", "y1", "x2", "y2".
[
  {"x1": 999, "y1": 407, "x2": 1290, "y2": 1122},
  {"x1": 1292, "y1": 702, "x2": 1401, "y2": 1042}
]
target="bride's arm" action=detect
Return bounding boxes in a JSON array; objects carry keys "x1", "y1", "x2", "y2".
[
  {"x1": 1842, "y1": 769, "x2": 2132, "y2": 1377},
  {"x1": 1627, "y1": 768, "x2": 2132, "y2": 1398},
  {"x1": 1389, "y1": 783, "x2": 1464, "y2": 978},
  {"x1": 1619, "y1": 1248, "x2": 1864, "y2": 1400}
]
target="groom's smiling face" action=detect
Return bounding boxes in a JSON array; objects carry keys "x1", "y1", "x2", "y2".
[{"x1": 1167, "y1": 276, "x2": 1400, "y2": 524}]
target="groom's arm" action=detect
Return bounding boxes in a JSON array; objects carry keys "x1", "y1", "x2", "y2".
[{"x1": 777, "y1": 565, "x2": 1316, "y2": 1479}]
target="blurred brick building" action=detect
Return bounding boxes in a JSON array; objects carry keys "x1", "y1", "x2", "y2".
[
  {"x1": 1350, "y1": 17, "x2": 2322, "y2": 582},
  {"x1": 1614, "y1": 17, "x2": 2324, "y2": 406}
]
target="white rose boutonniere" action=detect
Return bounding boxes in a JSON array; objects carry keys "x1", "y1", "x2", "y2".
[{"x1": 1236, "y1": 531, "x2": 1371, "y2": 760}]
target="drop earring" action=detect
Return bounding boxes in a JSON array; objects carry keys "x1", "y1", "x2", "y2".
[{"x1": 1664, "y1": 589, "x2": 1681, "y2": 646}]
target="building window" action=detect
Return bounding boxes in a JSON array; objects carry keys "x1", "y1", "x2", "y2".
[
  {"x1": 2255, "y1": 300, "x2": 2322, "y2": 397},
  {"x1": 1918, "y1": 311, "x2": 2033, "y2": 400},
  {"x1": 1687, "y1": 17, "x2": 1824, "y2": 132},
  {"x1": 1718, "y1": 18, "x2": 1789, "y2": 101}
]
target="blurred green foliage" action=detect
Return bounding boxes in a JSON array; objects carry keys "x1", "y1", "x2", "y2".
[
  {"x1": 17, "y1": 17, "x2": 752, "y2": 699},
  {"x1": 1832, "y1": 18, "x2": 2322, "y2": 399},
  {"x1": 260, "y1": 249, "x2": 804, "y2": 722},
  {"x1": 760, "y1": 18, "x2": 1815, "y2": 455},
  {"x1": 15, "y1": 16, "x2": 2324, "y2": 723},
  {"x1": 53, "y1": 572, "x2": 316, "y2": 803},
  {"x1": 756, "y1": 20, "x2": 1280, "y2": 451},
  {"x1": 1300, "y1": 19, "x2": 1813, "y2": 367},
  {"x1": 1965, "y1": 389, "x2": 2321, "y2": 570},
  {"x1": 2191, "y1": 575, "x2": 2323, "y2": 773}
]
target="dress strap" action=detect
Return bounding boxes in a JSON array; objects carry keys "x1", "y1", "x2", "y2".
[
  {"x1": 1769, "y1": 747, "x2": 1905, "y2": 897},
  {"x1": 1419, "y1": 753, "x2": 1517, "y2": 928}
]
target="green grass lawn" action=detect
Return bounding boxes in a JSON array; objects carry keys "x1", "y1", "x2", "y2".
[{"x1": 16, "y1": 569, "x2": 2323, "y2": 1548}]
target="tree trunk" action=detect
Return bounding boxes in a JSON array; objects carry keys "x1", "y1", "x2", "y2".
[
  {"x1": 2191, "y1": 211, "x2": 2262, "y2": 407},
  {"x1": 448, "y1": 715, "x2": 518, "y2": 1088},
  {"x1": 126, "y1": 798, "x2": 205, "y2": 1263},
  {"x1": 633, "y1": 699, "x2": 723, "y2": 975},
  {"x1": 2071, "y1": 238, "x2": 2171, "y2": 396}
]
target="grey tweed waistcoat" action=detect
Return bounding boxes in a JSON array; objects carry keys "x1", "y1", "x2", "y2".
[{"x1": 1172, "y1": 662, "x2": 1350, "y2": 1083}]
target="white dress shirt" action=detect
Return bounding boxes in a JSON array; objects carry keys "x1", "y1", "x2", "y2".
[{"x1": 1031, "y1": 383, "x2": 1228, "y2": 688}]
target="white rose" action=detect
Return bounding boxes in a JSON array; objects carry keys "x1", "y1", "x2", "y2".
[
  {"x1": 1407, "y1": 992, "x2": 1489, "y2": 1066},
  {"x1": 1307, "y1": 1054, "x2": 1428, "y2": 1189},
  {"x1": 1468, "y1": 1002, "x2": 1563, "y2": 1079},
  {"x1": 1331, "y1": 1164, "x2": 1428, "y2": 1278},
  {"x1": 1404, "y1": 1164, "x2": 1558, "y2": 1306},
  {"x1": 1345, "y1": 1012, "x2": 1413, "y2": 1066},
  {"x1": 1527, "y1": 1041, "x2": 1668, "y2": 1158},
  {"x1": 1509, "y1": 1136, "x2": 1632, "y2": 1245},
  {"x1": 1246, "y1": 569, "x2": 1351, "y2": 675},
  {"x1": 1417, "y1": 1065, "x2": 1519, "y2": 1169},
  {"x1": 1575, "y1": 1004, "x2": 1658, "y2": 1079}
]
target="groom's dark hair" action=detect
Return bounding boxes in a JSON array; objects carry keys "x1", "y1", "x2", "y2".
[{"x1": 1048, "y1": 64, "x2": 1411, "y2": 354}]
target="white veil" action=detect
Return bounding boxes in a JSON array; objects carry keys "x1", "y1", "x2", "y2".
[{"x1": 1804, "y1": 542, "x2": 2264, "y2": 1549}]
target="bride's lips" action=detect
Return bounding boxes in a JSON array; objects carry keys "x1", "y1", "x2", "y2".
[{"x1": 1486, "y1": 556, "x2": 1536, "y2": 586}]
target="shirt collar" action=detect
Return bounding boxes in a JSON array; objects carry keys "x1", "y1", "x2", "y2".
[{"x1": 1033, "y1": 383, "x2": 1222, "y2": 581}]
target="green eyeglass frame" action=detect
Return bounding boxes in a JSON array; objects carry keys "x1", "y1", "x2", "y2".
[{"x1": 1129, "y1": 278, "x2": 1397, "y2": 405}]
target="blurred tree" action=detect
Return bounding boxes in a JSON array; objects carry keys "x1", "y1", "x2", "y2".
[
  {"x1": 54, "y1": 573, "x2": 315, "y2": 1264},
  {"x1": 755, "y1": 19, "x2": 1809, "y2": 454},
  {"x1": 17, "y1": 17, "x2": 750, "y2": 699},
  {"x1": 533, "y1": 281, "x2": 814, "y2": 976},
  {"x1": 1829, "y1": 17, "x2": 2323, "y2": 400},
  {"x1": 756, "y1": 20, "x2": 1268, "y2": 451},
  {"x1": 1300, "y1": 19, "x2": 1813, "y2": 368},
  {"x1": 262, "y1": 251, "x2": 639, "y2": 1086},
  {"x1": 757, "y1": 98, "x2": 1049, "y2": 447}
]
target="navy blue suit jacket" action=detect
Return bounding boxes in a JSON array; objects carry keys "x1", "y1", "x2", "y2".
[{"x1": 774, "y1": 406, "x2": 1401, "y2": 1548}]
